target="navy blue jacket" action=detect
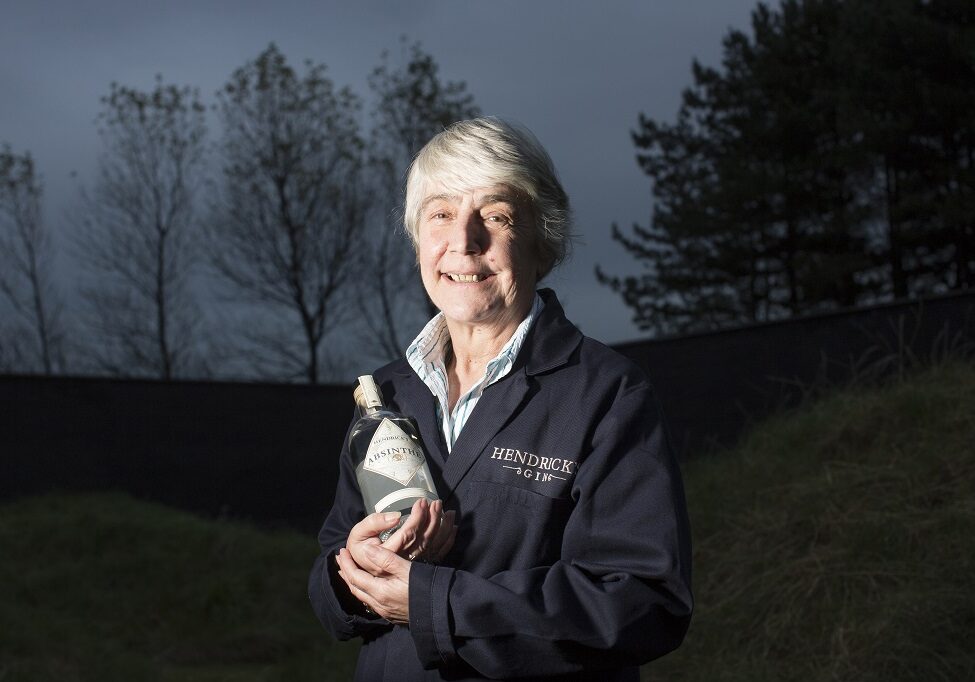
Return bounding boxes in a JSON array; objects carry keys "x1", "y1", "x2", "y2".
[{"x1": 309, "y1": 290, "x2": 692, "y2": 681}]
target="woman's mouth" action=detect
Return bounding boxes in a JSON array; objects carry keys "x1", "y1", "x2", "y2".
[{"x1": 446, "y1": 273, "x2": 488, "y2": 283}]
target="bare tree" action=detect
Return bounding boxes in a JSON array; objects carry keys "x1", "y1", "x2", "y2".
[
  {"x1": 360, "y1": 40, "x2": 480, "y2": 361},
  {"x1": 209, "y1": 44, "x2": 365, "y2": 383},
  {"x1": 0, "y1": 145, "x2": 65, "y2": 374},
  {"x1": 75, "y1": 77, "x2": 206, "y2": 379}
]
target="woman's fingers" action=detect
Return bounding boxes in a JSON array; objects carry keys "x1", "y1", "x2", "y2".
[
  {"x1": 348, "y1": 510, "x2": 402, "y2": 544},
  {"x1": 347, "y1": 510, "x2": 403, "y2": 567},
  {"x1": 336, "y1": 546, "x2": 411, "y2": 624},
  {"x1": 384, "y1": 498, "x2": 429, "y2": 556},
  {"x1": 408, "y1": 503, "x2": 458, "y2": 563},
  {"x1": 430, "y1": 510, "x2": 458, "y2": 561},
  {"x1": 374, "y1": 498, "x2": 460, "y2": 563},
  {"x1": 337, "y1": 547, "x2": 380, "y2": 615},
  {"x1": 412, "y1": 499, "x2": 442, "y2": 557}
]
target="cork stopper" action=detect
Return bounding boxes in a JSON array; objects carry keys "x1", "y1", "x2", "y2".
[{"x1": 354, "y1": 374, "x2": 384, "y2": 411}]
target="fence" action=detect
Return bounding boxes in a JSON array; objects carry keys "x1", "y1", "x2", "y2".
[
  {"x1": 3, "y1": 290, "x2": 973, "y2": 528},
  {"x1": 615, "y1": 290, "x2": 975, "y2": 455},
  {"x1": 1, "y1": 376, "x2": 351, "y2": 530}
]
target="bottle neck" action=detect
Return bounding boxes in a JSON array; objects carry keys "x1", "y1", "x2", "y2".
[{"x1": 355, "y1": 402, "x2": 381, "y2": 419}]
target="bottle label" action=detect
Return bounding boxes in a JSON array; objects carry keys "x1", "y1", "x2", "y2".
[
  {"x1": 374, "y1": 487, "x2": 438, "y2": 514},
  {"x1": 364, "y1": 418, "x2": 426, "y2": 486}
]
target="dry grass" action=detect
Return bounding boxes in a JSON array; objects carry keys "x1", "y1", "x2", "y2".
[
  {"x1": 645, "y1": 360, "x2": 975, "y2": 681},
  {"x1": 3, "y1": 361, "x2": 973, "y2": 681},
  {"x1": 0, "y1": 493, "x2": 359, "y2": 681}
]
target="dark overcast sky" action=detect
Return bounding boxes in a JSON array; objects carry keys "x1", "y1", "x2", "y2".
[{"x1": 1, "y1": 0, "x2": 758, "y2": 345}]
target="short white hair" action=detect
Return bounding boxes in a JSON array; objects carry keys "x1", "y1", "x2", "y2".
[{"x1": 404, "y1": 117, "x2": 572, "y2": 279}]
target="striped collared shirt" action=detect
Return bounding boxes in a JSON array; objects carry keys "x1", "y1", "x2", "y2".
[{"x1": 405, "y1": 294, "x2": 544, "y2": 453}]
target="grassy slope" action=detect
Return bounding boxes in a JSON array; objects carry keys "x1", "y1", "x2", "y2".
[
  {"x1": 645, "y1": 361, "x2": 975, "y2": 681},
  {"x1": 2, "y1": 362, "x2": 973, "y2": 681},
  {"x1": 0, "y1": 494, "x2": 359, "y2": 681}
]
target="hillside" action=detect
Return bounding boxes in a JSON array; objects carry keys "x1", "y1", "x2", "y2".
[
  {"x1": 646, "y1": 360, "x2": 975, "y2": 681},
  {"x1": 2, "y1": 361, "x2": 973, "y2": 681},
  {"x1": 0, "y1": 493, "x2": 358, "y2": 681}
]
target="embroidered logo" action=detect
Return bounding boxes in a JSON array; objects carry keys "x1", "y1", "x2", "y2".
[{"x1": 489, "y1": 446, "x2": 577, "y2": 485}]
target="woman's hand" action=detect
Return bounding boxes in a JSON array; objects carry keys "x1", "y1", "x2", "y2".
[
  {"x1": 336, "y1": 543, "x2": 411, "y2": 624},
  {"x1": 345, "y1": 499, "x2": 457, "y2": 568},
  {"x1": 339, "y1": 499, "x2": 458, "y2": 622},
  {"x1": 384, "y1": 498, "x2": 457, "y2": 564},
  {"x1": 344, "y1": 509, "x2": 401, "y2": 572}
]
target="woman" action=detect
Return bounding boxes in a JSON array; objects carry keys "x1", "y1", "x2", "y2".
[{"x1": 309, "y1": 117, "x2": 692, "y2": 681}]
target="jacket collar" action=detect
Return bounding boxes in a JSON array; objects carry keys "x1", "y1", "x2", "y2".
[
  {"x1": 390, "y1": 288, "x2": 582, "y2": 379},
  {"x1": 389, "y1": 288, "x2": 582, "y2": 500},
  {"x1": 520, "y1": 288, "x2": 583, "y2": 376}
]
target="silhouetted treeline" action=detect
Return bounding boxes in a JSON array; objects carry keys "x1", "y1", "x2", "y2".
[
  {"x1": 0, "y1": 40, "x2": 478, "y2": 382},
  {"x1": 599, "y1": 0, "x2": 975, "y2": 334}
]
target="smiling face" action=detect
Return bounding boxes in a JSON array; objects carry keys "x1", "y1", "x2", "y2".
[{"x1": 417, "y1": 184, "x2": 539, "y2": 334}]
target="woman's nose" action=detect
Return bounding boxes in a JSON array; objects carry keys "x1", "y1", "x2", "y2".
[{"x1": 447, "y1": 209, "x2": 486, "y2": 254}]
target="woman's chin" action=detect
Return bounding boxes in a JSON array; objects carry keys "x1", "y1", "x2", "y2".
[{"x1": 439, "y1": 300, "x2": 506, "y2": 329}]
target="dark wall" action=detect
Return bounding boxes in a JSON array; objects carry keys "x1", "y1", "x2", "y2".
[
  {"x1": 3, "y1": 291, "x2": 973, "y2": 528},
  {"x1": 1, "y1": 376, "x2": 353, "y2": 531},
  {"x1": 616, "y1": 291, "x2": 975, "y2": 455}
]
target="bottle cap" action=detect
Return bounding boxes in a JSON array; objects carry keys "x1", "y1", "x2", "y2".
[{"x1": 355, "y1": 375, "x2": 384, "y2": 409}]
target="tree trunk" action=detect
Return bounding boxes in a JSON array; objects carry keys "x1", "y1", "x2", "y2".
[{"x1": 883, "y1": 160, "x2": 908, "y2": 299}]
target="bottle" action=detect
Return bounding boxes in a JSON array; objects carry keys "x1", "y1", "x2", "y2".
[{"x1": 348, "y1": 374, "x2": 439, "y2": 542}]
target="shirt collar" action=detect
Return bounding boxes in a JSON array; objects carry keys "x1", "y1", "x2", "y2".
[{"x1": 406, "y1": 293, "x2": 544, "y2": 393}]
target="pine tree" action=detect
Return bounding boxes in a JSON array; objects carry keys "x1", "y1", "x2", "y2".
[{"x1": 599, "y1": 0, "x2": 975, "y2": 334}]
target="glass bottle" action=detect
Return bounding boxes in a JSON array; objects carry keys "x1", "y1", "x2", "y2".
[{"x1": 348, "y1": 374, "x2": 439, "y2": 542}]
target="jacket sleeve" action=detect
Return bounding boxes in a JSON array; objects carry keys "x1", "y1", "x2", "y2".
[
  {"x1": 408, "y1": 381, "x2": 693, "y2": 678},
  {"x1": 307, "y1": 417, "x2": 391, "y2": 641}
]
